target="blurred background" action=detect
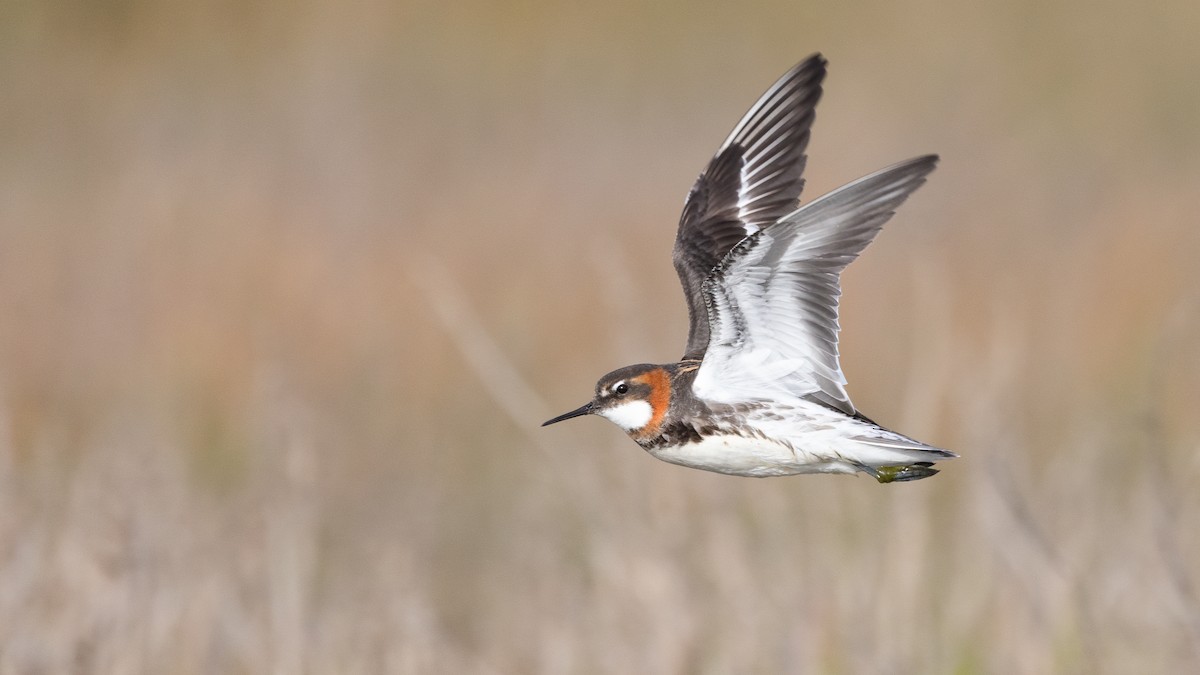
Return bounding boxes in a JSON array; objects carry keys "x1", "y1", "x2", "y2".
[{"x1": 2, "y1": 0, "x2": 1199, "y2": 672}]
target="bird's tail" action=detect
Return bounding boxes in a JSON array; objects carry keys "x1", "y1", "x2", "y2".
[{"x1": 849, "y1": 425, "x2": 957, "y2": 483}]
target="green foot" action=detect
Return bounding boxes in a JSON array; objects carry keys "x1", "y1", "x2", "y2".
[{"x1": 872, "y1": 462, "x2": 938, "y2": 483}]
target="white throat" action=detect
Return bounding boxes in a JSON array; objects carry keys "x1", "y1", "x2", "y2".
[{"x1": 599, "y1": 400, "x2": 654, "y2": 431}]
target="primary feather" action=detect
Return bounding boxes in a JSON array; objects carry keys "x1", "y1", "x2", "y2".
[
  {"x1": 692, "y1": 155, "x2": 939, "y2": 414},
  {"x1": 674, "y1": 54, "x2": 826, "y2": 361}
]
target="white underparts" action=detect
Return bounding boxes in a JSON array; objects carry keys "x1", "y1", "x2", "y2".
[{"x1": 599, "y1": 400, "x2": 654, "y2": 431}]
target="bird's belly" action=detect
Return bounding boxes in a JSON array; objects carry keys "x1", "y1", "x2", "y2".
[{"x1": 646, "y1": 433, "x2": 858, "y2": 478}]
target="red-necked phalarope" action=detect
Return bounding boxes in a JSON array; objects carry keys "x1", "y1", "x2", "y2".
[{"x1": 544, "y1": 54, "x2": 956, "y2": 482}]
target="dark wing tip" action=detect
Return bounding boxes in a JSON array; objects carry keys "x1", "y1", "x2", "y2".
[
  {"x1": 674, "y1": 55, "x2": 835, "y2": 361},
  {"x1": 796, "y1": 52, "x2": 828, "y2": 77},
  {"x1": 720, "y1": 53, "x2": 828, "y2": 153},
  {"x1": 891, "y1": 153, "x2": 939, "y2": 173}
]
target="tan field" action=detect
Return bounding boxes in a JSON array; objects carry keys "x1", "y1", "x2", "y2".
[{"x1": 2, "y1": 1, "x2": 1199, "y2": 672}]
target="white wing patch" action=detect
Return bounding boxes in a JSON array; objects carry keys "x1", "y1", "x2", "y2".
[
  {"x1": 599, "y1": 400, "x2": 654, "y2": 431},
  {"x1": 693, "y1": 156, "x2": 939, "y2": 413}
]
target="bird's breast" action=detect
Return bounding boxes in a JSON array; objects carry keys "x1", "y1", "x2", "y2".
[{"x1": 645, "y1": 431, "x2": 805, "y2": 477}]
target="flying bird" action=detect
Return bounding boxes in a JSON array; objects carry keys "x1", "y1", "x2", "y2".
[{"x1": 543, "y1": 54, "x2": 956, "y2": 482}]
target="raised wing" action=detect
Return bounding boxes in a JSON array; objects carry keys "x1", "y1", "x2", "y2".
[
  {"x1": 674, "y1": 55, "x2": 826, "y2": 361},
  {"x1": 691, "y1": 155, "x2": 939, "y2": 415}
]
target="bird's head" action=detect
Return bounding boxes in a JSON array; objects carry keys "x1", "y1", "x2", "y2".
[{"x1": 542, "y1": 364, "x2": 672, "y2": 439}]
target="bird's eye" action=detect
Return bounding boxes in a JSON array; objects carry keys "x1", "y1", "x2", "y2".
[{"x1": 614, "y1": 382, "x2": 629, "y2": 395}]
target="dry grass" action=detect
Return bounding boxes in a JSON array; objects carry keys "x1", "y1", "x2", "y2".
[{"x1": 2, "y1": 0, "x2": 1200, "y2": 672}]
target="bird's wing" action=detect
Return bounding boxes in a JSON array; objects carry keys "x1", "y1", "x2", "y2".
[
  {"x1": 691, "y1": 155, "x2": 939, "y2": 415},
  {"x1": 673, "y1": 54, "x2": 826, "y2": 361}
]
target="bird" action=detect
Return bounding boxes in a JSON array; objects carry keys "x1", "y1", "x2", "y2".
[{"x1": 542, "y1": 54, "x2": 956, "y2": 482}]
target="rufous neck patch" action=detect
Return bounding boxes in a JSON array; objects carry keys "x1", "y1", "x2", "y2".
[{"x1": 632, "y1": 367, "x2": 671, "y2": 438}]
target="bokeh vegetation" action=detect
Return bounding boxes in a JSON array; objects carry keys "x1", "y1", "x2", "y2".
[{"x1": 1, "y1": 0, "x2": 1199, "y2": 672}]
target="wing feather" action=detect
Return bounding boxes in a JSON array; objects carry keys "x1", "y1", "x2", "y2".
[
  {"x1": 692, "y1": 155, "x2": 940, "y2": 414},
  {"x1": 673, "y1": 55, "x2": 826, "y2": 360}
]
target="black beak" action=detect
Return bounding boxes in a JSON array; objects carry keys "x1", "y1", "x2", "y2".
[{"x1": 542, "y1": 402, "x2": 594, "y2": 426}]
